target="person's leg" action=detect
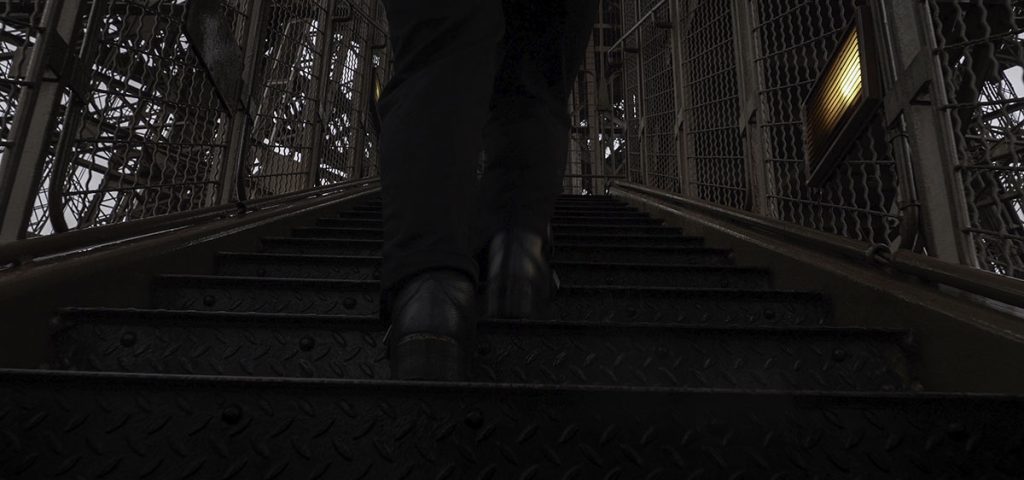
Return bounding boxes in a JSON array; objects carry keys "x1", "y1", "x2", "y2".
[
  {"x1": 377, "y1": 0, "x2": 504, "y2": 379},
  {"x1": 476, "y1": 0, "x2": 600, "y2": 318},
  {"x1": 378, "y1": 0, "x2": 504, "y2": 294},
  {"x1": 476, "y1": 0, "x2": 601, "y2": 248}
]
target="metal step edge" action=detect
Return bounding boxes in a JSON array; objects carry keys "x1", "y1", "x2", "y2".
[
  {"x1": 152, "y1": 275, "x2": 821, "y2": 299},
  {"x1": 215, "y1": 252, "x2": 767, "y2": 272},
  {"x1": 2, "y1": 368, "x2": 1020, "y2": 401},
  {"x1": 259, "y1": 237, "x2": 727, "y2": 253},
  {"x1": 292, "y1": 227, "x2": 694, "y2": 241},
  {"x1": 54, "y1": 307, "x2": 903, "y2": 340}
]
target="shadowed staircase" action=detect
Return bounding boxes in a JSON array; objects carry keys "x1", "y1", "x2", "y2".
[{"x1": 2, "y1": 194, "x2": 1023, "y2": 479}]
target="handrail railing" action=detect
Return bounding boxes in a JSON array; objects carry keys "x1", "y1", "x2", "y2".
[
  {"x1": 613, "y1": 181, "x2": 1024, "y2": 311},
  {"x1": 0, "y1": 177, "x2": 379, "y2": 266}
]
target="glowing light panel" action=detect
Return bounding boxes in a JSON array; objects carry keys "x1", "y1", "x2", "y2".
[{"x1": 803, "y1": 13, "x2": 881, "y2": 187}]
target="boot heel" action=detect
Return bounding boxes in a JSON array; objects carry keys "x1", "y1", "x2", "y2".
[{"x1": 390, "y1": 335, "x2": 465, "y2": 381}]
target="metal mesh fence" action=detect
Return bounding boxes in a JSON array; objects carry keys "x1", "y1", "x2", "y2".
[
  {"x1": 318, "y1": 0, "x2": 389, "y2": 184},
  {"x1": 565, "y1": 10, "x2": 625, "y2": 197},
  {"x1": 620, "y1": 0, "x2": 645, "y2": 185},
  {"x1": 37, "y1": 1, "x2": 237, "y2": 234},
  {"x1": 751, "y1": 0, "x2": 900, "y2": 245},
  {"x1": 0, "y1": 0, "x2": 390, "y2": 240},
  {"x1": 638, "y1": 0, "x2": 680, "y2": 193},
  {"x1": 677, "y1": 0, "x2": 748, "y2": 210},
  {"x1": 926, "y1": 0, "x2": 1024, "y2": 278},
  {"x1": 244, "y1": 0, "x2": 328, "y2": 199}
]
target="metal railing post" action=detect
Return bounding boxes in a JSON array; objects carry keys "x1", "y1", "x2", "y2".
[
  {"x1": 733, "y1": 0, "x2": 767, "y2": 215},
  {"x1": 0, "y1": 0, "x2": 87, "y2": 242},
  {"x1": 304, "y1": 0, "x2": 336, "y2": 189},
  {"x1": 348, "y1": 12, "x2": 378, "y2": 180},
  {"x1": 668, "y1": 0, "x2": 689, "y2": 197},
  {"x1": 221, "y1": 0, "x2": 268, "y2": 204},
  {"x1": 876, "y1": 0, "x2": 974, "y2": 264}
]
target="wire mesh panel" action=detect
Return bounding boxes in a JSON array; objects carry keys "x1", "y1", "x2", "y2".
[
  {"x1": 751, "y1": 0, "x2": 900, "y2": 245},
  {"x1": 620, "y1": 0, "x2": 645, "y2": 185},
  {"x1": 32, "y1": 0, "x2": 246, "y2": 235},
  {"x1": 677, "y1": 0, "x2": 748, "y2": 210},
  {"x1": 925, "y1": 0, "x2": 1024, "y2": 278},
  {"x1": 638, "y1": 0, "x2": 680, "y2": 193},
  {"x1": 244, "y1": 0, "x2": 329, "y2": 199}
]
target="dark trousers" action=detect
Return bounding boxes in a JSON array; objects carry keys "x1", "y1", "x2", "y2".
[{"x1": 377, "y1": 0, "x2": 600, "y2": 293}]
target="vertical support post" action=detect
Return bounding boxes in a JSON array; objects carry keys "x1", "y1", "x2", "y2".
[
  {"x1": 583, "y1": 39, "x2": 604, "y2": 194},
  {"x1": 0, "y1": 0, "x2": 86, "y2": 242},
  {"x1": 668, "y1": 0, "x2": 689, "y2": 197},
  {"x1": 345, "y1": 16, "x2": 371, "y2": 180},
  {"x1": 305, "y1": 0, "x2": 337, "y2": 189},
  {"x1": 877, "y1": 0, "x2": 974, "y2": 264},
  {"x1": 221, "y1": 0, "x2": 268, "y2": 204},
  {"x1": 733, "y1": 0, "x2": 767, "y2": 214}
]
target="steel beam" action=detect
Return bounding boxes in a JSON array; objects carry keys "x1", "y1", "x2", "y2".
[{"x1": 0, "y1": 0, "x2": 87, "y2": 242}]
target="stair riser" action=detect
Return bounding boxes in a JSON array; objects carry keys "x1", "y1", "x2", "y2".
[
  {"x1": 352, "y1": 204, "x2": 640, "y2": 213},
  {"x1": 334, "y1": 214, "x2": 663, "y2": 226},
  {"x1": 217, "y1": 257, "x2": 769, "y2": 288},
  {"x1": 3, "y1": 373, "x2": 1021, "y2": 480},
  {"x1": 53, "y1": 318, "x2": 909, "y2": 391},
  {"x1": 286, "y1": 232, "x2": 705, "y2": 248},
  {"x1": 314, "y1": 218, "x2": 679, "y2": 235},
  {"x1": 260, "y1": 240, "x2": 732, "y2": 264},
  {"x1": 152, "y1": 281, "x2": 825, "y2": 325}
]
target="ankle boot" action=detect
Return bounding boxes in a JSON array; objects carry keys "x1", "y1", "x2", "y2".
[
  {"x1": 485, "y1": 227, "x2": 559, "y2": 319},
  {"x1": 385, "y1": 269, "x2": 478, "y2": 381}
]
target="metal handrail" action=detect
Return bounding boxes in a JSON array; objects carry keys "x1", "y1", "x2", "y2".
[
  {"x1": 612, "y1": 181, "x2": 1024, "y2": 310},
  {"x1": 0, "y1": 177, "x2": 380, "y2": 266}
]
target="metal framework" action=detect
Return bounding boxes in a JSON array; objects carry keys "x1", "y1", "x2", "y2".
[
  {"x1": 1, "y1": 0, "x2": 1022, "y2": 289},
  {"x1": 0, "y1": 0, "x2": 387, "y2": 242}
]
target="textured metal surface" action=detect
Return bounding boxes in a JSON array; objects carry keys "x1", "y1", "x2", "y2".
[
  {"x1": 52, "y1": 308, "x2": 911, "y2": 390},
  {"x1": 261, "y1": 235, "x2": 732, "y2": 263},
  {"x1": 288, "y1": 229, "x2": 705, "y2": 248},
  {"x1": 217, "y1": 252, "x2": 771, "y2": 288},
  {"x1": 153, "y1": 275, "x2": 826, "y2": 325},
  {"x1": 3, "y1": 370, "x2": 1023, "y2": 480}
]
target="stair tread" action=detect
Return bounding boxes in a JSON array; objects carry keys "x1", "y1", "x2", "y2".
[
  {"x1": 2, "y1": 369, "x2": 1021, "y2": 478},
  {"x1": 217, "y1": 251, "x2": 765, "y2": 270}
]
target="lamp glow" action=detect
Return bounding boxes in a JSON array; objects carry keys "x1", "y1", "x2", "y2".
[{"x1": 803, "y1": 10, "x2": 882, "y2": 187}]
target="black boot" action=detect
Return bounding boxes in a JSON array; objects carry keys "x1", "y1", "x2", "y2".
[
  {"x1": 385, "y1": 269, "x2": 478, "y2": 381},
  {"x1": 485, "y1": 227, "x2": 559, "y2": 319}
]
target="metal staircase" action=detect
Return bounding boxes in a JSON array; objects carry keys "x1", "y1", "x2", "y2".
[{"x1": 2, "y1": 193, "x2": 1022, "y2": 479}]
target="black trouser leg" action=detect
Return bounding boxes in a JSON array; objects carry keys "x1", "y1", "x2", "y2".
[
  {"x1": 377, "y1": 0, "x2": 504, "y2": 292},
  {"x1": 475, "y1": 0, "x2": 602, "y2": 250}
]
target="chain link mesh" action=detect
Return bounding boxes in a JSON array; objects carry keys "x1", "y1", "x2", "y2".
[
  {"x1": 926, "y1": 0, "x2": 1024, "y2": 278},
  {"x1": 678, "y1": 0, "x2": 748, "y2": 210},
  {"x1": 34, "y1": 0, "x2": 240, "y2": 235},
  {"x1": 638, "y1": 0, "x2": 680, "y2": 193}
]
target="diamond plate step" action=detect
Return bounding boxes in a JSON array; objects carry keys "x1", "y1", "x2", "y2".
[
  {"x1": 334, "y1": 212, "x2": 663, "y2": 226},
  {"x1": 260, "y1": 237, "x2": 732, "y2": 263},
  {"x1": 351, "y1": 204, "x2": 642, "y2": 215},
  {"x1": 315, "y1": 217, "x2": 679, "y2": 236},
  {"x1": 52, "y1": 308, "x2": 912, "y2": 391},
  {"x1": 217, "y1": 252, "x2": 771, "y2": 288},
  {"x1": 290, "y1": 228, "x2": 705, "y2": 247},
  {"x1": 2, "y1": 370, "x2": 1022, "y2": 480},
  {"x1": 152, "y1": 275, "x2": 828, "y2": 325}
]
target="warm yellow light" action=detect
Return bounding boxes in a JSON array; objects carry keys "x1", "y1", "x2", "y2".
[{"x1": 805, "y1": 27, "x2": 865, "y2": 180}]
